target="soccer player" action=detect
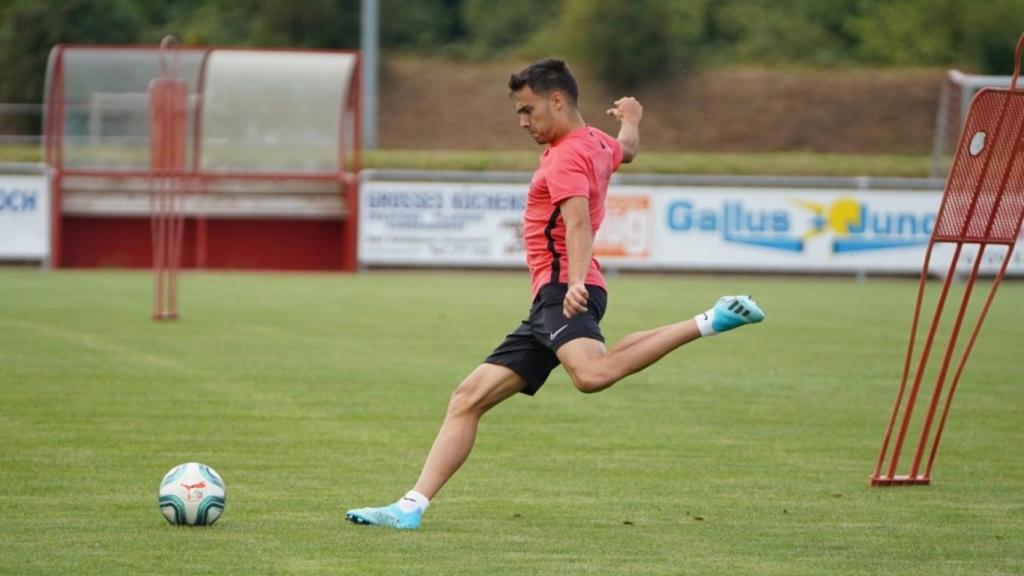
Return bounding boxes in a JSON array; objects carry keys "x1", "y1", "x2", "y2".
[{"x1": 347, "y1": 59, "x2": 764, "y2": 529}]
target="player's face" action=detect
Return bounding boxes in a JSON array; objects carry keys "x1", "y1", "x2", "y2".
[{"x1": 513, "y1": 87, "x2": 556, "y2": 145}]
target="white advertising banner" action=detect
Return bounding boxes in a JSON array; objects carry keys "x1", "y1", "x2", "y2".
[
  {"x1": 359, "y1": 181, "x2": 1024, "y2": 276},
  {"x1": 360, "y1": 181, "x2": 526, "y2": 267},
  {"x1": 0, "y1": 175, "x2": 49, "y2": 260},
  {"x1": 651, "y1": 187, "x2": 942, "y2": 272}
]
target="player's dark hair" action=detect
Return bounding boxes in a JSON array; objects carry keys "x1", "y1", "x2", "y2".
[{"x1": 508, "y1": 58, "x2": 579, "y2": 106}]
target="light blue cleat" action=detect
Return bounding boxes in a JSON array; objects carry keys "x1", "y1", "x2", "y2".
[
  {"x1": 346, "y1": 502, "x2": 422, "y2": 530},
  {"x1": 711, "y1": 295, "x2": 765, "y2": 333}
]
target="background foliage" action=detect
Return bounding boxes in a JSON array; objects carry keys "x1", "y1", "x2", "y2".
[{"x1": 1, "y1": 0, "x2": 1023, "y2": 102}]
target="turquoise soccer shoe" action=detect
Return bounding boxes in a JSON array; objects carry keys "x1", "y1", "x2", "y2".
[
  {"x1": 346, "y1": 503, "x2": 422, "y2": 529},
  {"x1": 710, "y1": 295, "x2": 765, "y2": 333}
]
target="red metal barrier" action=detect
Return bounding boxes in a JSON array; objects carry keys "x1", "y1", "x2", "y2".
[{"x1": 871, "y1": 32, "x2": 1024, "y2": 486}]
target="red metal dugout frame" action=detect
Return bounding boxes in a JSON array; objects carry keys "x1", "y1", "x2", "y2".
[
  {"x1": 43, "y1": 43, "x2": 361, "y2": 273},
  {"x1": 871, "y1": 32, "x2": 1024, "y2": 486}
]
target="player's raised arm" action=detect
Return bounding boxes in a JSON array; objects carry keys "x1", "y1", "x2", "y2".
[{"x1": 606, "y1": 97, "x2": 643, "y2": 163}]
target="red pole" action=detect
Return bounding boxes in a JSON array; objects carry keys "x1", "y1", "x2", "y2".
[
  {"x1": 926, "y1": 244, "x2": 1015, "y2": 478},
  {"x1": 908, "y1": 243, "x2": 987, "y2": 478},
  {"x1": 872, "y1": 242, "x2": 935, "y2": 482},
  {"x1": 150, "y1": 36, "x2": 186, "y2": 320},
  {"x1": 340, "y1": 54, "x2": 361, "y2": 272},
  {"x1": 885, "y1": 241, "x2": 962, "y2": 480},
  {"x1": 168, "y1": 82, "x2": 187, "y2": 318},
  {"x1": 49, "y1": 172, "x2": 62, "y2": 268},
  {"x1": 150, "y1": 83, "x2": 165, "y2": 318},
  {"x1": 49, "y1": 47, "x2": 66, "y2": 268}
]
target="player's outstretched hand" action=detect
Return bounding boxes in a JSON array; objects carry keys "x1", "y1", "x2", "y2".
[
  {"x1": 606, "y1": 97, "x2": 643, "y2": 124},
  {"x1": 563, "y1": 282, "x2": 589, "y2": 318}
]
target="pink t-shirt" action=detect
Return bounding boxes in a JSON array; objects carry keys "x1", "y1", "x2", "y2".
[{"x1": 523, "y1": 126, "x2": 623, "y2": 297}]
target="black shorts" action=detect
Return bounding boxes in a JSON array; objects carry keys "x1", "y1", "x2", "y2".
[{"x1": 484, "y1": 283, "x2": 607, "y2": 396}]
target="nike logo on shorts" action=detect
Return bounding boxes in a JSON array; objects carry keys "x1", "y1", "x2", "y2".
[{"x1": 550, "y1": 325, "x2": 569, "y2": 341}]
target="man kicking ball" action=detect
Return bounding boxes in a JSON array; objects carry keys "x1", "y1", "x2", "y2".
[{"x1": 347, "y1": 58, "x2": 765, "y2": 529}]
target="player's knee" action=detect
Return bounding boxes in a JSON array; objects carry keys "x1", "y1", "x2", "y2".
[
  {"x1": 570, "y1": 366, "x2": 614, "y2": 394},
  {"x1": 447, "y1": 376, "x2": 490, "y2": 416},
  {"x1": 573, "y1": 377, "x2": 607, "y2": 394}
]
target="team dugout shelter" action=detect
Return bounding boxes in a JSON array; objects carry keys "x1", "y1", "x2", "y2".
[{"x1": 43, "y1": 44, "x2": 360, "y2": 270}]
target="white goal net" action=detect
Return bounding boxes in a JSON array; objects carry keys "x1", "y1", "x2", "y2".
[{"x1": 930, "y1": 69, "x2": 1012, "y2": 177}]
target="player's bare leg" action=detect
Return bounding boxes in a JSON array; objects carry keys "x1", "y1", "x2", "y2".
[
  {"x1": 557, "y1": 295, "x2": 764, "y2": 394},
  {"x1": 412, "y1": 364, "x2": 524, "y2": 499},
  {"x1": 557, "y1": 320, "x2": 700, "y2": 393},
  {"x1": 346, "y1": 363, "x2": 523, "y2": 529}
]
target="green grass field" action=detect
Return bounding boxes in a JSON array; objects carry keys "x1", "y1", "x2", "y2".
[{"x1": 1, "y1": 269, "x2": 1021, "y2": 575}]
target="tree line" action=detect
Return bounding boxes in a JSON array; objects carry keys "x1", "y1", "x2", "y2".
[{"x1": 1, "y1": 0, "x2": 1022, "y2": 103}]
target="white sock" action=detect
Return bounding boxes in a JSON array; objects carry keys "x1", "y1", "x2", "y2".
[
  {"x1": 397, "y1": 490, "x2": 430, "y2": 513},
  {"x1": 695, "y1": 308, "x2": 717, "y2": 337}
]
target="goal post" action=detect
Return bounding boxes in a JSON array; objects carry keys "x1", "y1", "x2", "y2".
[{"x1": 931, "y1": 70, "x2": 1013, "y2": 178}]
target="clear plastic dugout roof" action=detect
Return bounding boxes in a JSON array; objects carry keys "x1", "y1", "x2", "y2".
[{"x1": 45, "y1": 45, "x2": 359, "y2": 175}]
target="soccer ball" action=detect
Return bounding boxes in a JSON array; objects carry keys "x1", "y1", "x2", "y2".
[{"x1": 158, "y1": 462, "x2": 227, "y2": 526}]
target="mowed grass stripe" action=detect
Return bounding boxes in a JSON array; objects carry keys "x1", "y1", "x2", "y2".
[{"x1": 0, "y1": 269, "x2": 1021, "y2": 576}]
